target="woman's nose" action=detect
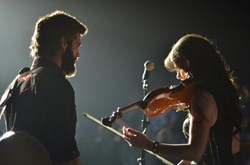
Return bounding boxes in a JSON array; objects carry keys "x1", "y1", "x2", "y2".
[{"x1": 176, "y1": 71, "x2": 181, "y2": 80}]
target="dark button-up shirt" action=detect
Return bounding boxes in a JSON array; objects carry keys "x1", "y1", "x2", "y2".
[{"x1": 12, "y1": 58, "x2": 79, "y2": 162}]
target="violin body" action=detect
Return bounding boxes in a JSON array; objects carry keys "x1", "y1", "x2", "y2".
[{"x1": 143, "y1": 80, "x2": 195, "y2": 117}]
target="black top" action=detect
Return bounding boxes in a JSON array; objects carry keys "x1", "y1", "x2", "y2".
[
  {"x1": 183, "y1": 84, "x2": 235, "y2": 165},
  {"x1": 11, "y1": 58, "x2": 79, "y2": 162}
]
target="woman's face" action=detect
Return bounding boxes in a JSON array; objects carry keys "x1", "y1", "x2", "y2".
[{"x1": 176, "y1": 69, "x2": 190, "y2": 81}]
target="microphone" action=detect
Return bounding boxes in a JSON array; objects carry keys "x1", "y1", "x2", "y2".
[{"x1": 142, "y1": 60, "x2": 154, "y2": 82}]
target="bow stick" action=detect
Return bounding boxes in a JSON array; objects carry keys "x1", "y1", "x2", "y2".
[{"x1": 83, "y1": 112, "x2": 174, "y2": 165}]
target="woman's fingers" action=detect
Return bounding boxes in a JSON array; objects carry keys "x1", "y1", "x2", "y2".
[{"x1": 123, "y1": 127, "x2": 137, "y2": 137}]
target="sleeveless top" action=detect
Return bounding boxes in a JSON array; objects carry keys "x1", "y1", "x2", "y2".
[{"x1": 183, "y1": 84, "x2": 236, "y2": 165}]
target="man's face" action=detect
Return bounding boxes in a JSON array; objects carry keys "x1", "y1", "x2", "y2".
[{"x1": 61, "y1": 33, "x2": 81, "y2": 78}]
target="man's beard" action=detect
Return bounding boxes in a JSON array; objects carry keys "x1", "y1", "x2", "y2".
[{"x1": 61, "y1": 47, "x2": 77, "y2": 78}]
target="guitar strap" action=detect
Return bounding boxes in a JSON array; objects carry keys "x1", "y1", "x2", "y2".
[{"x1": 0, "y1": 67, "x2": 30, "y2": 131}]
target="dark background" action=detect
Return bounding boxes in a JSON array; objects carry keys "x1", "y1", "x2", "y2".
[{"x1": 0, "y1": 0, "x2": 249, "y2": 164}]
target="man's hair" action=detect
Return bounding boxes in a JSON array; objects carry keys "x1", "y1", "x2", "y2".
[{"x1": 30, "y1": 10, "x2": 88, "y2": 59}]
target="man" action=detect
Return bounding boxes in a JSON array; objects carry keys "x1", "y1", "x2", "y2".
[{"x1": 1, "y1": 10, "x2": 88, "y2": 165}]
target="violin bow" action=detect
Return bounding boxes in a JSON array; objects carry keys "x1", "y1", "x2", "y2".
[{"x1": 83, "y1": 112, "x2": 174, "y2": 165}]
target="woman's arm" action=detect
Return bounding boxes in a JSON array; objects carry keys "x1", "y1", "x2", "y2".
[{"x1": 123, "y1": 91, "x2": 218, "y2": 162}]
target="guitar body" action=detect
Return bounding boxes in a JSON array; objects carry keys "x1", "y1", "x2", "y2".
[{"x1": 0, "y1": 131, "x2": 52, "y2": 165}]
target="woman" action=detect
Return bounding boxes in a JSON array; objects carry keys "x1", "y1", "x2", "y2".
[{"x1": 123, "y1": 34, "x2": 242, "y2": 164}]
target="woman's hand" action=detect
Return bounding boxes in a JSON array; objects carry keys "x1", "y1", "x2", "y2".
[{"x1": 122, "y1": 127, "x2": 152, "y2": 150}]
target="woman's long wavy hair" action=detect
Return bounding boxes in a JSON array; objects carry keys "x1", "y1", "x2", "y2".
[{"x1": 164, "y1": 33, "x2": 242, "y2": 131}]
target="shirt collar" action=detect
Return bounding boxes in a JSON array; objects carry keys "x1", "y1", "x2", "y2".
[{"x1": 31, "y1": 57, "x2": 65, "y2": 78}]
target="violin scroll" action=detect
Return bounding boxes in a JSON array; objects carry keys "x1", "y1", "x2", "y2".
[{"x1": 101, "y1": 109, "x2": 123, "y2": 127}]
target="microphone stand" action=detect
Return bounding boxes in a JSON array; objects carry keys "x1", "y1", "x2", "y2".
[{"x1": 137, "y1": 79, "x2": 150, "y2": 165}]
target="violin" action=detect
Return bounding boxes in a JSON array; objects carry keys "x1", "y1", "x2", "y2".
[{"x1": 101, "y1": 78, "x2": 195, "y2": 127}]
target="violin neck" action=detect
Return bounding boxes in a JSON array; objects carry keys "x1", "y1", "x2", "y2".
[{"x1": 117, "y1": 100, "x2": 143, "y2": 114}]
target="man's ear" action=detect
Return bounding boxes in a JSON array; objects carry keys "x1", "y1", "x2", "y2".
[{"x1": 60, "y1": 37, "x2": 67, "y2": 51}]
